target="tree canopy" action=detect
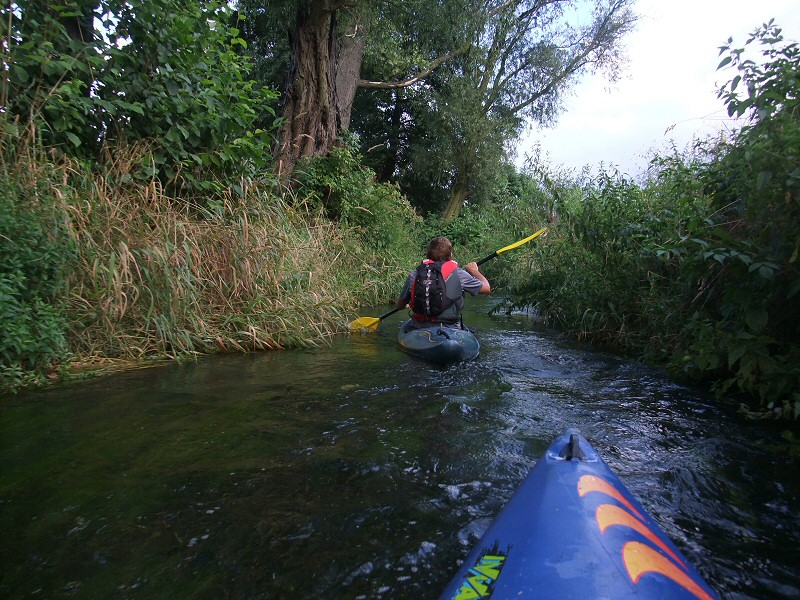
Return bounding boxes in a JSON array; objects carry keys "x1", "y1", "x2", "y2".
[
  {"x1": 5, "y1": 0, "x2": 635, "y2": 214},
  {"x1": 239, "y1": 0, "x2": 635, "y2": 216}
]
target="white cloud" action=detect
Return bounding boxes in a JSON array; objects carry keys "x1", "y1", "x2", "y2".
[{"x1": 517, "y1": 0, "x2": 800, "y2": 176}]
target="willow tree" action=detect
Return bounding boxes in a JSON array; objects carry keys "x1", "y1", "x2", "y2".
[
  {"x1": 436, "y1": 0, "x2": 637, "y2": 220},
  {"x1": 242, "y1": 0, "x2": 634, "y2": 209}
]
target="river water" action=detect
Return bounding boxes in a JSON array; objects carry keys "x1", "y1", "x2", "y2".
[{"x1": 2, "y1": 298, "x2": 799, "y2": 599}]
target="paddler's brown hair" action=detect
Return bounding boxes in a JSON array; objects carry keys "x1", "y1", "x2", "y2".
[{"x1": 426, "y1": 237, "x2": 453, "y2": 262}]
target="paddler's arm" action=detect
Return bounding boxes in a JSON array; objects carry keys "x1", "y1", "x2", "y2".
[
  {"x1": 464, "y1": 262, "x2": 491, "y2": 294},
  {"x1": 396, "y1": 272, "x2": 414, "y2": 308}
]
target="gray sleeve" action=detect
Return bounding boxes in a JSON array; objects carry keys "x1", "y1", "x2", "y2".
[
  {"x1": 398, "y1": 271, "x2": 415, "y2": 303},
  {"x1": 457, "y1": 268, "x2": 484, "y2": 296}
]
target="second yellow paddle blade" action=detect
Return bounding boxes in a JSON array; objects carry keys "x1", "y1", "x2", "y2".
[{"x1": 350, "y1": 316, "x2": 381, "y2": 332}]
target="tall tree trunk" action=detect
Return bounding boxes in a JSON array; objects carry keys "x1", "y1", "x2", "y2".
[
  {"x1": 276, "y1": 0, "x2": 342, "y2": 180},
  {"x1": 335, "y1": 15, "x2": 368, "y2": 132},
  {"x1": 443, "y1": 169, "x2": 470, "y2": 222}
]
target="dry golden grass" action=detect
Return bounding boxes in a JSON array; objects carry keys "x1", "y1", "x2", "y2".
[
  {"x1": 5, "y1": 135, "x2": 389, "y2": 365},
  {"x1": 69, "y1": 181, "x2": 359, "y2": 358}
]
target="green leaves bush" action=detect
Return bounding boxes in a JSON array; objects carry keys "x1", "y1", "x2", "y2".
[
  {"x1": 4, "y1": 0, "x2": 279, "y2": 201},
  {"x1": 672, "y1": 22, "x2": 800, "y2": 418},
  {"x1": 0, "y1": 170, "x2": 75, "y2": 391},
  {"x1": 99, "y1": 0, "x2": 280, "y2": 195},
  {"x1": 295, "y1": 137, "x2": 421, "y2": 259}
]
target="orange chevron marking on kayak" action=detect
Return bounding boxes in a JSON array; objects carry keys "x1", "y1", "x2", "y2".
[
  {"x1": 577, "y1": 475, "x2": 644, "y2": 521},
  {"x1": 595, "y1": 503, "x2": 686, "y2": 569},
  {"x1": 623, "y1": 541, "x2": 714, "y2": 600}
]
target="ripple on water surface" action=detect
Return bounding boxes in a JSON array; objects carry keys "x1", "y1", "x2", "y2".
[{"x1": 1, "y1": 304, "x2": 799, "y2": 599}]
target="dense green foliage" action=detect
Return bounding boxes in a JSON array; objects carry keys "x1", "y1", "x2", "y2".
[
  {"x1": 4, "y1": 0, "x2": 278, "y2": 198},
  {"x1": 294, "y1": 135, "x2": 421, "y2": 257},
  {"x1": 0, "y1": 150, "x2": 75, "y2": 389},
  {"x1": 508, "y1": 24, "x2": 800, "y2": 419}
]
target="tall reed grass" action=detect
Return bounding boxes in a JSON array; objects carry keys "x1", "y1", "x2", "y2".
[
  {"x1": 67, "y1": 160, "x2": 394, "y2": 358},
  {"x1": 2, "y1": 127, "x2": 408, "y2": 387}
]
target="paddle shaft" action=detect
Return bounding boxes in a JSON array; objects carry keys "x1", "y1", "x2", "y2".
[
  {"x1": 478, "y1": 227, "x2": 547, "y2": 266},
  {"x1": 475, "y1": 252, "x2": 497, "y2": 267},
  {"x1": 377, "y1": 306, "x2": 404, "y2": 321}
]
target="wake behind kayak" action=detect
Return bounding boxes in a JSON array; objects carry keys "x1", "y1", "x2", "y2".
[{"x1": 439, "y1": 430, "x2": 718, "y2": 599}]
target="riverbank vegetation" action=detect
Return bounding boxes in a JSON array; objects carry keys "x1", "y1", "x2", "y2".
[
  {"x1": 506, "y1": 23, "x2": 799, "y2": 420},
  {"x1": 2, "y1": 2, "x2": 797, "y2": 420},
  {"x1": 0, "y1": 0, "x2": 592, "y2": 392},
  {"x1": 0, "y1": 130, "x2": 421, "y2": 390}
]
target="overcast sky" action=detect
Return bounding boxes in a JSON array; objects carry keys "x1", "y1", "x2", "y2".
[{"x1": 517, "y1": 0, "x2": 800, "y2": 177}]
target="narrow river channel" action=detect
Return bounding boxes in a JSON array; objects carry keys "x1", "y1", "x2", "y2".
[{"x1": 2, "y1": 298, "x2": 798, "y2": 599}]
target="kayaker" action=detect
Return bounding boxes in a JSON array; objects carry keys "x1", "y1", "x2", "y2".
[{"x1": 396, "y1": 236, "x2": 490, "y2": 329}]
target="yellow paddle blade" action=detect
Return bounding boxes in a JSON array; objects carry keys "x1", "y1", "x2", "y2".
[
  {"x1": 350, "y1": 316, "x2": 382, "y2": 331},
  {"x1": 496, "y1": 227, "x2": 547, "y2": 255}
]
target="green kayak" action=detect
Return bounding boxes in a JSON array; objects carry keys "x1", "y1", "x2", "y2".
[{"x1": 397, "y1": 320, "x2": 480, "y2": 365}]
